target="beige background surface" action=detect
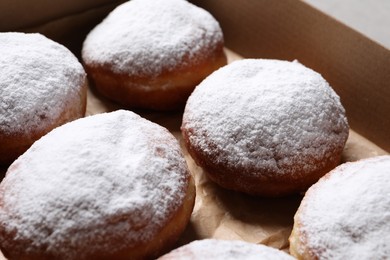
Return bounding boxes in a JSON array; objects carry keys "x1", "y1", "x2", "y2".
[{"x1": 304, "y1": 0, "x2": 390, "y2": 49}]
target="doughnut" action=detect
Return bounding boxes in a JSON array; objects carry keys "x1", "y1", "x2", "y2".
[
  {"x1": 182, "y1": 59, "x2": 349, "y2": 197},
  {"x1": 0, "y1": 32, "x2": 87, "y2": 165},
  {"x1": 289, "y1": 155, "x2": 390, "y2": 259},
  {"x1": 82, "y1": 0, "x2": 227, "y2": 111},
  {"x1": 158, "y1": 239, "x2": 294, "y2": 259},
  {"x1": 0, "y1": 110, "x2": 196, "y2": 259}
]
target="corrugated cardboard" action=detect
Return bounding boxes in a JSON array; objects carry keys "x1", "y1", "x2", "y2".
[{"x1": 0, "y1": 0, "x2": 389, "y2": 258}]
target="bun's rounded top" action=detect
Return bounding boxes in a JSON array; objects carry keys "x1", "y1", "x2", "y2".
[
  {"x1": 0, "y1": 32, "x2": 86, "y2": 135},
  {"x1": 183, "y1": 59, "x2": 349, "y2": 177},
  {"x1": 0, "y1": 110, "x2": 190, "y2": 259},
  {"x1": 293, "y1": 155, "x2": 390, "y2": 259},
  {"x1": 159, "y1": 239, "x2": 294, "y2": 260},
  {"x1": 82, "y1": 0, "x2": 224, "y2": 76}
]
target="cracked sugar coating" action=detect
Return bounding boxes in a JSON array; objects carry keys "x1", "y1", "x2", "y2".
[
  {"x1": 159, "y1": 239, "x2": 294, "y2": 260},
  {"x1": 0, "y1": 32, "x2": 86, "y2": 135},
  {"x1": 290, "y1": 155, "x2": 390, "y2": 259},
  {"x1": 182, "y1": 59, "x2": 349, "y2": 196},
  {"x1": 82, "y1": 0, "x2": 224, "y2": 76},
  {"x1": 0, "y1": 110, "x2": 191, "y2": 259}
]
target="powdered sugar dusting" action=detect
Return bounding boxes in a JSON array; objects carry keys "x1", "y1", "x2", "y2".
[
  {"x1": 182, "y1": 59, "x2": 349, "y2": 177},
  {"x1": 0, "y1": 32, "x2": 86, "y2": 135},
  {"x1": 160, "y1": 239, "x2": 294, "y2": 259},
  {"x1": 296, "y1": 155, "x2": 390, "y2": 259},
  {"x1": 0, "y1": 110, "x2": 189, "y2": 259},
  {"x1": 82, "y1": 0, "x2": 223, "y2": 76}
]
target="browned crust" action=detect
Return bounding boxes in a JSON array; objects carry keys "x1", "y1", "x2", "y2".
[
  {"x1": 116, "y1": 173, "x2": 196, "y2": 260},
  {"x1": 289, "y1": 207, "x2": 318, "y2": 260},
  {"x1": 288, "y1": 219, "x2": 306, "y2": 260},
  {"x1": 289, "y1": 171, "x2": 339, "y2": 260},
  {"x1": 84, "y1": 44, "x2": 227, "y2": 111},
  {"x1": 289, "y1": 216, "x2": 321, "y2": 260},
  {"x1": 0, "y1": 80, "x2": 88, "y2": 166},
  {"x1": 0, "y1": 172, "x2": 196, "y2": 260},
  {"x1": 181, "y1": 126, "x2": 345, "y2": 197}
]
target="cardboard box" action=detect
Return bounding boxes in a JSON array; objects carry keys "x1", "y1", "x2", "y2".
[{"x1": 0, "y1": 0, "x2": 389, "y2": 257}]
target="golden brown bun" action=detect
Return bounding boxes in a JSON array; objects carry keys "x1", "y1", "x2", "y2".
[
  {"x1": 159, "y1": 239, "x2": 294, "y2": 259},
  {"x1": 82, "y1": 0, "x2": 227, "y2": 111},
  {"x1": 289, "y1": 156, "x2": 390, "y2": 259},
  {"x1": 85, "y1": 47, "x2": 227, "y2": 111},
  {"x1": 0, "y1": 81, "x2": 87, "y2": 166},
  {"x1": 0, "y1": 111, "x2": 195, "y2": 259},
  {"x1": 113, "y1": 175, "x2": 196, "y2": 260},
  {"x1": 0, "y1": 174, "x2": 195, "y2": 260},
  {"x1": 0, "y1": 32, "x2": 88, "y2": 166},
  {"x1": 181, "y1": 59, "x2": 349, "y2": 197},
  {"x1": 182, "y1": 129, "x2": 343, "y2": 197}
]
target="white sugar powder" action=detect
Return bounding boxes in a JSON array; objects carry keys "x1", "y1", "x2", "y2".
[
  {"x1": 82, "y1": 0, "x2": 223, "y2": 76},
  {"x1": 182, "y1": 59, "x2": 349, "y2": 177},
  {"x1": 0, "y1": 110, "x2": 189, "y2": 259},
  {"x1": 160, "y1": 239, "x2": 294, "y2": 259},
  {"x1": 296, "y1": 155, "x2": 390, "y2": 259},
  {"x1": 0, "y1": 32, "x2": 85, "y2": 135}
]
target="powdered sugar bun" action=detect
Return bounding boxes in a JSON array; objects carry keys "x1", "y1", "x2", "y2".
[
  {"x1": 0, "y1": 32, "x2": 87, "y2": 165},
  {"x1": 82, "y1": 0, "x2": 227, "y2": 110},
  {"x1": 289, "y1": 155, "x2": 390, "y2": 259},
  {"x1": 158, "y1": 239, "x2": 294, "y2": 260},
  {"x1": 0, "y1": 110, "x2": 195, "y2": 259},
  {"x1": 182, "y1": 59, "x2": 349, "y2": 196}
]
